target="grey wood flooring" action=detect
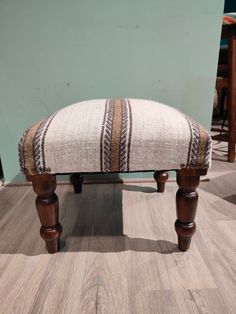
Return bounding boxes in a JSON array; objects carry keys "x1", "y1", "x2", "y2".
[{"x1": 0, "y1": 152, "x2": 236, "y2": 313}]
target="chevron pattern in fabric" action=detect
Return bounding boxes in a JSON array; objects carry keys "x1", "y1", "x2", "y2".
[
  {"x1": 18, "y1": 113, "x2": 57, "y2": 175},
  {"x1": 18, "y1": 98, "x2": 212, "y2": 175},
  {"x1": 184, "y1": 114, "x2": 212, "y2": 169},
  {"x1": 100, "y1": 99, "x2": 132, "y2": 172}
]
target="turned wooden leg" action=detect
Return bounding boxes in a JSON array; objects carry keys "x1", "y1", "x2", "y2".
[
  {"x1": 175, "y1": 169, "x2": 207, "y2": 251},
  {"x1": 227, "y1": 30, "x2": 236, "y2": 163},
  {"x1": 70, "y1": 173, "x2": 84, "y2": 194},
  {"x1": 27, "y1": 174, "x2": 62, "y2": 253},
  {"x1": 154, "y1": 171, "x2": 169, "y2": 192}
]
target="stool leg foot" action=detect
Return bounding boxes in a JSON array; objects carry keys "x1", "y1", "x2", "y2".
[
  {"x1": 28, "y1": 174, "x2": 62, "y2": 253},
  {"x1": 154, "y1": 171, "x2": 168, "y2": 192},
  {"x1": 175, "y1": 221, "x2": 196, "y2": 251},
  {"x1": 70, "y1": 173, "x2": 84, "y2": 194},
  {"x1": 175, "y1": 169, "x2": 206, "y2": 251}
]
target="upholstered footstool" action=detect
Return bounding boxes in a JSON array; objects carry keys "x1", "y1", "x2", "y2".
[{"x1": 18, "y1": 99, "x2": 211, "y2": 253}]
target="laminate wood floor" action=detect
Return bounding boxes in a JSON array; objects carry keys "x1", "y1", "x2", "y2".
[{"x1": 0, "y1": 153, "x2": 236, "y2": 313}]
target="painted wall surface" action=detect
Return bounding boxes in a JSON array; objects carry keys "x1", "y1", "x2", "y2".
[{"x1": 0, "y1": 0, "x2": 224, "y2": 182}]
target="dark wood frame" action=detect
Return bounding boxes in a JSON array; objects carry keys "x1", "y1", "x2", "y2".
[
  {"x1": 217, "y1": 24, "x2": 236, "y2": 162},
  {"x1": 27, "y1": 168, "x2": 207, "y2": 254}
]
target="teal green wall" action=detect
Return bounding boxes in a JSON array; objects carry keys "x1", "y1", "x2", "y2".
[{"x1": 0, "y1": 0, "x2": 224, "y2": 182}]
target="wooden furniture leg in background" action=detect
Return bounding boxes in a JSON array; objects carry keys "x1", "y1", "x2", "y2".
[
  {"x1": 154, "y1": 171, "x2": 169, "y2": 193},
  {"x1": 228, "y1": 25, "x2": 236, "y2": 162},
  {"x1": 70, "y1": 173, "x2": 84, "y2": 194},
  {"x1": 27, "y1": 174, "x2": 62, "y2": 253},
  {"x1": 175, "y1": 169, "x2": 207, "y2": 251}
]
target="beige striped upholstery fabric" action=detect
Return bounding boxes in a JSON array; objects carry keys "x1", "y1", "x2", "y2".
[{"x1": 18, "y1": 99, "x2": 211, "y2": 175}]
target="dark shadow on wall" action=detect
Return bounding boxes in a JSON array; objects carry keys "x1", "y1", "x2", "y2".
[{"x1": 0, "y1": 158, "x2": 3, "y2": 181}]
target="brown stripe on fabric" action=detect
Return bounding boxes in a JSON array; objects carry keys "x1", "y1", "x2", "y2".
[
  {"x1": 33, "y1": 119, "x2": 47, "y2": 173},
  {"x1": 41, "y1": 112, "x2": 58, "y2": 171},
  {"x1": 196, "y1": 125, "x2": 208, "y2": 167},
  {"x1": 185, "y1": 117, "x2": 193, "y2": 167},
  {"x1": 23, "y1": 120, "x2": 44, "y2": 175},
  {"x1": 111, "y1": 99, "x2": 122, "y2": 171},
  {"x1": 182, "y1": 113, "x2": 212, "y2": 168},
  {"x1": 100, "y1": 98, "x2": 132, "y2": 172},
  {"x1": 175, "y1": 111, "x2": 197, "y2": 168},
  {"x1": 126, "y1": 99, "x2": 132, "y2": 171}
]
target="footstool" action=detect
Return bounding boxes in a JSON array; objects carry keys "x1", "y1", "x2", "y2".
[{"x1": 18, "y1": 99, "x2": 211, "y2": 253}]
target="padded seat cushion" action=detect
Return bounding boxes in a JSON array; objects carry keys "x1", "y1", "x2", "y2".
[{"x1": 19, "y1": 99, "x2": 211, "y2": 175}]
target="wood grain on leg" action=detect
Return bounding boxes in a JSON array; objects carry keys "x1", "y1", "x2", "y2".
[
  {"x1": 175, "y1": 169, "x2": 207, "y2": 251},
  {"x1": 154, "y1": 171, "x2": 168, "y2": 193},
  {"x1": 70, "y1": 173, "x2": 84, "y2": 194},
  {"x1": 27, "y1": 174, "x2": 62, "y2": 253}
]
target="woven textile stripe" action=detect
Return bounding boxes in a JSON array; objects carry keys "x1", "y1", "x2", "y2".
[
  {"x1": 100, "y1": 99, "x2": 132, "y2": 172},
  {"x1": 18, "y1": 121, "x2": 42, "y2": 175},
  {"x1": 185, "y1": 115, "x2": 211, "y2": 168},
  {"x1": 18, "y1": 113, "x2": 57, "y2": 175},
  {"x1": 18, "y1": 98, "x2": 212, "y2": 175},
  {"x1": 33, "y1": 112, "x2": 57, "y2": 173}
]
